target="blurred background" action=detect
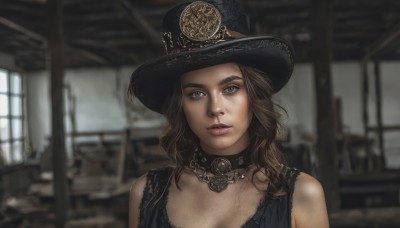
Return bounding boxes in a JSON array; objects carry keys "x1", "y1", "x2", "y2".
[{"x1": 0, "y1": 0, "x2": 399, "y2": 227}]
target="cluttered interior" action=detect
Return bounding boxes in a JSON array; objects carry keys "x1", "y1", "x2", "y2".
[{"x1": 0, "y1": 0, "x2": 400, "y2": 227}]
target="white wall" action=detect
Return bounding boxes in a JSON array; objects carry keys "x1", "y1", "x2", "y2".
[
  {"x1": 379, "y1": 62, "x2": 400, "y2": 167},
  {"x1": 26, "y1": 66, "x2": 165, "y2": 155},
  {"x1": 26, "y1": 70, "x2": 51, "y2": 154},
  {"x1": 331, "y1": 62, "x2": 364, "y2": 134},
  {"x1": 277, "y1": 63, "x2": 316, "y2": 140},
  {"x1": 276, "y1": 62, "x2": 365, "y2": 142},
  {"x1": 26, "y1": 61, "x2": 400, "y2": 167}
]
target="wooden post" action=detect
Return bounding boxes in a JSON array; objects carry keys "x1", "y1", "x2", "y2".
[
  {"x1": 374, "y1": 61, "x2": 386, "y2": 168},
  {"x1": 361, "y1": 61, "x2": 369, "y2": 136},
  {"x1": 310, "y1": 0, "x2": 340, "y2": 211},
  {"x1": 361, "y1": 61, "x2": 375, "y2": 171},
  {"x1": 48, "y1": 0, "x2": 69, "y2": 227},
  {"x1": 361, "y1": 24, "x2": 400, "y2": 172}
]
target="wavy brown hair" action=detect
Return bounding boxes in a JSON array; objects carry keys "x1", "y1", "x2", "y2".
[{"x1": 160, "y1": 63, "x2": 288, "y2": 199}]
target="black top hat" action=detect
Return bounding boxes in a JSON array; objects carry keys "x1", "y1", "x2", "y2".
[{"x1": 130, "y1": 0, "x2": 294, "y2": 114}]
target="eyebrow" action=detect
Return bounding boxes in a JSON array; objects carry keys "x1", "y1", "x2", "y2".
[{"x1": 182, "y1": 75, "x2": 243, "y2": 89}]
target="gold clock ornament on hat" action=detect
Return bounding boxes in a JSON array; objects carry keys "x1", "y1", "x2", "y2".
[{"x1": 179, "y1": 1, "x2": 222, "y2": 42}]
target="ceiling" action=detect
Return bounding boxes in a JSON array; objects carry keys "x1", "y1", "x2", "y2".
[{"x1": 0, "y1": 0, "x2": 399, "y2": 71}]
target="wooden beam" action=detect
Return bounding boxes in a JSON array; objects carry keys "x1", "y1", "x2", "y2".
[
  {"x1": 70, "y1": 38, "x2": 140, "y2": 63},
  {"x1": 0, "y1": 16, "x2": 46, "y2": 44},
  {"x1": 361, "y1": 60, "x2": 372, "y2": 170},
  {"x1": 116, "y1": 0, "x2": 163, "y2": 48},
  {"x1": 65, "y1": 45, "x2": 109, "y2": 65},
  {"x1": 48, "y1": 0, "x2": 68, "y2": 227},
  {"x1": 373, "y1": 61, "x2": 386, "y2": 167},
  {"x1": 117, "y1": 130, "x2": 129, "y2": 186},
  {"x1": 0, "y1": 15, "x2": 113, "y2": 67},
  {"x1": 363, "y1": 23, "x2": 400, "y2": 61},
  {"x1": 368, "y1": 125, "x2": 400, "y2": 132},
  {"x1": 14, "y1": 0, "x2": 47, "y2": 3},
  {"x1": 310, "y1": 0, "x2": 340, "y2": 211}
]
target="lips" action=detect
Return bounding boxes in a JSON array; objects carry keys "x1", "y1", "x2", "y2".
[{"x1": 207, "y1": 123, "x2": 231, "y2": 135}]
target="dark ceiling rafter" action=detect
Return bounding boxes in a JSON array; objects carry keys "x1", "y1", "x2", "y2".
[
  {"x1": 69, "y1": 38, "x2": 140, "y2": 63},
  {"x1": 65, "y1": 45, "x2": 109, "y2": 65},
  {"x1": 0, "y1": 15, "x2": 114, "y2": 67},
  {"x1": 0, "y1": 0, "x2": 399, "y2": 71},
  {"x1": 363, "y1": 23, "x2": 400, "y2": 61},
  {"x1": 116, "y1": 0, "x2": 163, "y2": 49},
  {"x1": 0, "y1": 16, "x2": 47, "y2": 45}
]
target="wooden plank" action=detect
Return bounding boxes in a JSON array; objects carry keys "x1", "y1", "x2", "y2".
[
  {"x1": 71, "y1": 130, "x2": 123, "y2": 137},
  {"x1": 340, "y1": 171, "x2": 400, "y2": 182},
  {"x1": 48, "y1": 0, "x2": 69, "y2": 227},
  {"x1": 310, "y1": 0, "x2": 340, "y2": 211},
  {"x1": 362, "y1": 23, "x2": 400, "y2": 61},
  {"x1": 361, "y1": 61, "x2": 375, "y2": 170},
  {"x1": 361, "y1": 61, "x2": 369, "y2": 135},
  {"x1": 70, "y1": 38, "x2": 140, "y2": 63},
  {"x1": 0, "y1": 16, "x2": 47, "y2": 44},
  {"x1": 374, "y1": 61, "x2": 386, "y2": 167},
  {"x1": 66, "y1": 215, "x2": 124, "y2": 228},
  {"x1": 116, "y1": 0, "x2": 163, "y2": 48},
  {"x1": 368, "y1": 125, "x2": 400, "y2": 132},
  {"x1": 340, "y1": 185, "x2": 399, "y2": 194},
  {"x1": 0, "y1": 15, "x2": 110, "y2": 66},
  {"x1": 330, "y1": 207, "x2": 400, "y2": 227},
  {"x1": 116, "y1": 130, "x2": 129, "y2": 186},
  {"x1": 65, "y1": 45, "x2": 109, "y2": 65}
]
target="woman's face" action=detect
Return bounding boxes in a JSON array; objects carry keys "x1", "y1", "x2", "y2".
[{"x1": 181, "y1": 62, "x2": 252, "y2": 155}]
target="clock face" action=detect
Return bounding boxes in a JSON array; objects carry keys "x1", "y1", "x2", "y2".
[{"x1": 179, "y1": 1, "x2": 222, "y2": 42}]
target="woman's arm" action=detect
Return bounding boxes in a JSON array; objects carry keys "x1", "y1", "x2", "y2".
[
  {"x1": 291, "y1": 172, "x2": 329, "y2": 228},
  {"x1": 129, "y1": 174, "x2": 147, "y2": 228}
]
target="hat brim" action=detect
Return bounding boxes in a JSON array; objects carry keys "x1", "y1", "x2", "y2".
[{"x1": 131, "y1": 35, "x2": 294, "y2": 114}]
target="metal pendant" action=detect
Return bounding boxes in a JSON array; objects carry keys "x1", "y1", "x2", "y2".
[
  {"x1": 211, "y1": 158, "x2": 232, "y2": 175},
  {"x1": 208, "y1": 175, "x2": 228, "y2": 193}
]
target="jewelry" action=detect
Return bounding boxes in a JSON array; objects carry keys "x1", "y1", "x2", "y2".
[
  {"x1": 161, "y1": 1, "x2": 245, "y2": 54},
  {"x1": 195, "y1": 148, "x2": 250, "y2": 175},
  {"x1": 189, "y1": 159, "x2": 248, "y2": 193},
  {"x1": 179, "y1": 1, "x2": 222, "y2": 42}
]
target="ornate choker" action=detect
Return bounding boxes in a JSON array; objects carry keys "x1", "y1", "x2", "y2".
[
  {"x1": 195, "y1": 148, "x2": 250, "y2": 175},
  {"x1": 188, "y1": 149, "x2": 251, "y2": 193}
]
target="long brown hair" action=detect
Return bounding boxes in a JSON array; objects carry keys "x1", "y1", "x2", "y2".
[{"x1": 160, "y1": 63, "x2": 288, "y2": 198}]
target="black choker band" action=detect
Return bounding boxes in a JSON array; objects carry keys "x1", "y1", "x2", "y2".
[{"x1": 195, "y1": 148, "x2": 251, "y2": 175}]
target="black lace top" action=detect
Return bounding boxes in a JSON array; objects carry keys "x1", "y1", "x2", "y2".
[{"x1": 138, "y1": 166, "x2": 300, "y2": 228}]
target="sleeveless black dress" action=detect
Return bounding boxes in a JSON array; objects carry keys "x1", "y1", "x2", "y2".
[{"x1": 138, "y1": 166, "x2": 300, "y2": 228}]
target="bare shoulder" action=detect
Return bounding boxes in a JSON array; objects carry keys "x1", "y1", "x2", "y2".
[
  {"x1": 130, "y1": 173, "x2": 148, "y2": 201},
  {"x1": 129, "y1": 173, "x2": 148, "y2": 228},
  {"x1": 291, "y1": 172, "x2": 329, "y2": 228},
  {"x1": 293, "y1": 172, "x2": 325, "y2": 202}
]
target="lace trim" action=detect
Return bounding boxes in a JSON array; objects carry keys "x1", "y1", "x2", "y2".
[
  {"x1": 242, "y1": 166, "x2": 300, "y2": 227},
  {"x1": 138, "y1": 166, "x2": 299, "y2": 228},
  {"x1": 138, "y1": 167, "x2": 174, "y2": 227}
]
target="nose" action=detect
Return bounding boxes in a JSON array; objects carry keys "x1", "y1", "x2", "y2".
[{"x1": 207, "y1": 94, "x2": 224, "y2": 117}]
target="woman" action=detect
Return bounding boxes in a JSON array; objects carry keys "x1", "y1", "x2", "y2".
[{"x1": 128, "y1": 0, "x2": 329, "y2": 227}]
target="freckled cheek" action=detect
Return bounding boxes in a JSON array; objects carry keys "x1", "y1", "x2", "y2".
[
  {"x1": 230, "y1": 96, "x2": 250, "y2": 118},
  {"x1": 182, "y1": 102, "x2": 203, "y2": 126}
]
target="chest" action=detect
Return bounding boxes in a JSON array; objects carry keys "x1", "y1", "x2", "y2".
[
  {"x1": 138, "y1": 168, "x2": 295, "y2": 228},
  {"x1": 166, "y1": 182, "x2": 264, "y2": 228}
]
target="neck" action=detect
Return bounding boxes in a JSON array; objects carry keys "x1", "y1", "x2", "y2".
[
  {"x1": 194, "y1": 147, "x2": 250, "y2": 175},
  {"x1": 199, "y1": 133, "x2": 250, "y2": 156}
]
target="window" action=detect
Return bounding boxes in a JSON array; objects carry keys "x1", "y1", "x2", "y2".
[{"x1": 0, "y1": 69, "x2": 25, "y2": 165}]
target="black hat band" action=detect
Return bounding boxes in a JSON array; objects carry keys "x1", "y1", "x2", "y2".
[{"x1": 161, "y1": 27, "x2": 245, "y2": 54}]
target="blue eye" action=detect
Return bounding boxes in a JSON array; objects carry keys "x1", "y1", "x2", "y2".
[
  {"x1": 189, "y1": 91, "x2": 205, "y2": 99},
  {"x1": 224, "y1": 85, "x2": 239, "y2": 94}
]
